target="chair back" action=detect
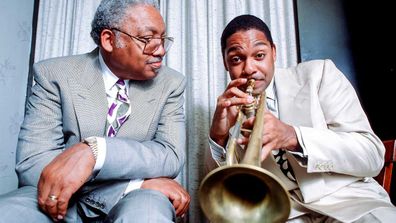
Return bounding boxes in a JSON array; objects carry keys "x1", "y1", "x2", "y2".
[{"x1": 374, "y1": 139, "x2": 396, "y2": 198}]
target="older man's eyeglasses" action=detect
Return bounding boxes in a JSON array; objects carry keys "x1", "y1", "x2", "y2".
[{"x1": 111, "y1": 28, "x2": 174, "y2": 54}]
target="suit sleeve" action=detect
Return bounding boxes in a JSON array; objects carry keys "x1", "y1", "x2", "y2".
[
  {"x1": 94, "y1": 75, "x2": 187, "y2": 181},
  {"x1": 298, "y1": 59, "x2": 385, "y2": 177},
  {"x1": 15, "y1": 63, "x2": 65, "y2": 187}
]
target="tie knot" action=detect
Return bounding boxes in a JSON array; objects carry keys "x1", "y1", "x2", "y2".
[
  {"x1": 115, "y1": 79, "x2": 129, "y2": 103},
  {"x1": 116, "y1": 79, "x2": 126, "y2": 90}
]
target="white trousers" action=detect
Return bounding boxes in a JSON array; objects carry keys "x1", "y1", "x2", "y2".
[{"x1": 288, "y1": 206, "x2": 396, "y2": 223}]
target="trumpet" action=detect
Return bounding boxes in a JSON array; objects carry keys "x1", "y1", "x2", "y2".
[{"x1": 199, "y1": 79, "x2": 291, "y2": 223}]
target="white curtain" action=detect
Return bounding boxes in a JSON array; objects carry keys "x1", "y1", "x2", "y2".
[
  {"x1": 34, "y1": 0, "x2": 99, "y2": 61},
  {"x1": 34, "y1": 0, "x2": 297, "y2": 222}
]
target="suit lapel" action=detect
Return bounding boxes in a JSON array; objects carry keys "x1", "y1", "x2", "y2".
[
  {"x1": 68, "y1": 50, "x2": 163, "y2": 140},
  {"x1": 117, "y1": 79, "x2": 159, "y2": 139},
  {"x1": 68, "y1": 49, "x2": 108, "y2": 139},
  {"x1": 275, "y1": 68, "x2": 313, "y2": 127},
  {"x1": 275, "y1": 67, "x2": 327, "y2": 202}
]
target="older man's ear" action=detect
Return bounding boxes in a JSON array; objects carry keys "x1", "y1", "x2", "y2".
[{"x1": 100, "y1": 29, "x2": 115, "y2": 53}]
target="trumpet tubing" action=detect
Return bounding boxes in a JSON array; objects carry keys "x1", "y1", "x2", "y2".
[{"x1": 199, "y1": 79, "x2": 291, "y2": 223}]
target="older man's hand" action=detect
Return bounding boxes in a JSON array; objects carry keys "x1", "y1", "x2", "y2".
[
  {"x1": 37, "y1": 143, "x2": 95, "y2": 221},
  {"x1": 142, "y1": 178, "x2": 190, "y2": 217}
]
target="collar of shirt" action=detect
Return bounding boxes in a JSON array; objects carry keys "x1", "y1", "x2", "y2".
[{"x1": 98, "y1": 52, "x2": 129, "y2": 104}]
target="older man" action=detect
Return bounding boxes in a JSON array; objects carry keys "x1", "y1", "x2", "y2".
[{"x1": 0, "y1": 0, "x2": 189, "y2": 222}]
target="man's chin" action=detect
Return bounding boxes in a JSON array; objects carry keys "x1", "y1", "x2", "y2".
[
  {"x1": 253, "y1": 81, "x2": 268, "y2": 93},
  {"x1": 143, "y1": 69, "x2": 160, "y2": 80},
  {"x1": 253, "y1": 87, "x2": 266, "y2": 95}
]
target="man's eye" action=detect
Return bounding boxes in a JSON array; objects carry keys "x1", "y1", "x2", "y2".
[
  {"x1": 256, "y1": 53, "x2": 265, "y2": 59},
  {"x1": 139, "y1": 36, "x2": 152, "y2": 43},
  {"x1": 231, "y1": 56, "x2": 241, "y2": 63}
]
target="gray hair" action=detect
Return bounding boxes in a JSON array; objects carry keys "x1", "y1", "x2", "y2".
[{"x1": 90, "y1": 0, "x2": 159, "y2": 46}]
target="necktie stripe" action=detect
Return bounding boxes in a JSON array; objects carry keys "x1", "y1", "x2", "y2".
[
  {"x1": 108, "y1": 102, "x2": 117, "y2": 116},
  {"x1": 106, "y1": 79, "x2": 130, "y2": 137},
  {"x1": 118, "y1": 94, "x2": 128, "y2": 102},
  {"x1": 273, "y1": 149, "x2": 296, "y2": 182}
]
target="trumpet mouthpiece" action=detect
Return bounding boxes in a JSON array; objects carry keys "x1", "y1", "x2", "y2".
[{"x1": 246, "y1": 79, "x2": 255, "y2": 95}]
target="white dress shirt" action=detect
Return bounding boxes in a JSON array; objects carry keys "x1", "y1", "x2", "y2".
[{"x1": 90, "y1": 53, "x2": 143, "y2": 195}]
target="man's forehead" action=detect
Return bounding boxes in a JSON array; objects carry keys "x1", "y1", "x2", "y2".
[
  {"x1": 227, "y1": 29, "x2": 268, "y2": 43},
  {"x1": 135, "y1": 25, "x2": 165, "y2": 33},
  {"x1": 226, "y1": 37, "x2": 271, "y2": 54},
  {"x1": 123, "y1": 5, "x2": 165, "y2": 34}
]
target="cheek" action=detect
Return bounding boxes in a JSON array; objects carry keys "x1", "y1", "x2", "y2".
[
  {"x1": 227, "y1": 66, "x2": 243, "y2": 79},
  {"x1": 266, "y1": 67, "x2": 275, "y2": 80},
  {"x1": 259, "y1": 63, "x2": 274, "y2": 78},
  {"x1": 129, "y1": 55, "x2": 146, "y2": 68}
]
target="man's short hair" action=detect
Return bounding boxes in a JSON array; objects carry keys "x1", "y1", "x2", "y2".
[
  {"x1": 220, "y1": 14, "x2": 274, "y2": 56},
  {"x1": 90, "y1": 0, "x2": 159, "y2": 46}
]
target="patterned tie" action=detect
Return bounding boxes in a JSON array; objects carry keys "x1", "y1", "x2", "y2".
[
  {"x1": 273, "y1": 149, "x2": 296, "y2": 182},
  {"x1": 106, "y1": 79, "x2": 130, "y2": 137},
  {"x1": 266, "y1": 96, "x2": 296, "y2": 182}
]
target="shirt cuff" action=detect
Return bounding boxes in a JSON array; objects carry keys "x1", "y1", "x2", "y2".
[
  {"x1": 123, "y1": 179, "x2": 144, "y2": 197},
  {"x1": 208, "y1": 135, "x2": 226, "y2": 162},
  {"x1": 92, "y1": 137, "x2": 106, "y2": 177},
  {"x1": 290, "y1": 126, "x2": 308, "y2": 166}
]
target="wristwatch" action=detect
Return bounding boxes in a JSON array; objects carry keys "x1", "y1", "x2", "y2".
[{"x1": 83, "y1": 136, "x2": 98, "y2": 160}]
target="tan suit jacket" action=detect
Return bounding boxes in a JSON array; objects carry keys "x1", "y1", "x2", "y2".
[{"x1": 206, "y1": 59, "x2": 394, "y2": 222}]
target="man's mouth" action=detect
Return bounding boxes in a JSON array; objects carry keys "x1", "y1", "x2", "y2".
[
  {"x1": 147, "y1": 58, "x2": 163, "y2": 69},
  {"x1": 149, "y1": 61, "x2": 162, "y2": 69}
]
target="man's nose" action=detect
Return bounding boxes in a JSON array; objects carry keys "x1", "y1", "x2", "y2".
[
  {"x1": 243, "y1": 58, "x2": 257, "y2": 76},
  {"x1": 152, "y1": 43, "x2": 166, "y2": 57}
]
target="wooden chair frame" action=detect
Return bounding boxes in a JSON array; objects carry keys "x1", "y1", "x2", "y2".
[{"x1": 374, "y1": 139, "x2": 396, "y2": 195}]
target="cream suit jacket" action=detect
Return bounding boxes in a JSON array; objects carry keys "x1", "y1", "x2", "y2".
[
  {"x1": 206, "y1": 59, "x2": 394, "y2": 222},
  {"x1": 15, "y1": 48, "x2": 187, "y2": 215}
]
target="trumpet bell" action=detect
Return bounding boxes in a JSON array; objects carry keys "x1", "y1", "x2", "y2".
[{"x1": 199, "y1": 164, "x2": 291, "y2": 223}]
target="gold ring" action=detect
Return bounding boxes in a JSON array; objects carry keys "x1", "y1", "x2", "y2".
[{"x1": 48, "y1": 195, "x2": 58, "y2": 201}]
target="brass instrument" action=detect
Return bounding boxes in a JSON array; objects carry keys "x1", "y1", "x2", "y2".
[{"x1": 199, "y1": 79, "x2": 291, "y2": 223}]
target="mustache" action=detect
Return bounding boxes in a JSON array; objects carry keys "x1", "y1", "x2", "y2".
[
  {"x1": 147, "y1": 57, "x2": 162, "y2": 64},
  {"x1": 245, "y1": 74, "x2": 265, "y2": 80}
]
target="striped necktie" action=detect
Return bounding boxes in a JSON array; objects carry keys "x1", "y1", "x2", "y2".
[
  {"x1": 267, "y1": 96, "x2": 296, "y2": 182},
  {"x1": 105, "y1": 79, "x2": 130, "y2": 137}
]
